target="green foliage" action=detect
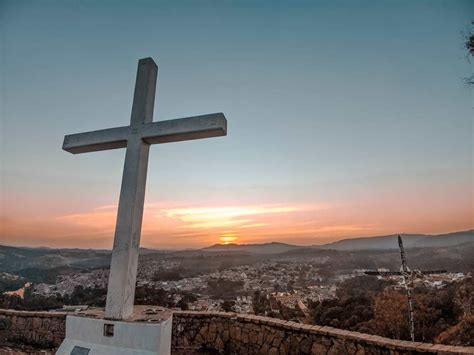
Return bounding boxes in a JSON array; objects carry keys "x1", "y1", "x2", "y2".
[
  {"x1": 221, "y1": 299, "x2": 236, "y2": 312},
  {"x1": 466, "y1": 22, "x2": 474, "y2": 57},
  {"x1": 308, "y1": 276, "x2": 473, "y2": 345},
  {"x1": 152, "y1": 268, "x2": 184, "y2": 281},
  {"x1": 464, "y1": 21, "x2": 474, "y2": 84},
  {"x1": 207, "y1": 278, "x2": 244, "y2": 298},
  {"x1": 176, "y1": 292, "x2": 198, "y2": 310},
  {"x1": 252, "y1": 290, "x2": 272, "y2": 316},
  {"x1": 252, "y1": 290, "x2": 304, "y2": 321},
  {"x1": 275, "y1": 301, "x2": 304, "y2": 321},
  {"x1": 16, "y1": 267, "x2": 85, "y2": 284},
  {"x1": 0, "y1": 288, "x2": 64, "y2": 311},
  {"x1": 336, "y1": 275, "x2": 393, "y2": 298},
  {"x1": 134, "y1": 286, "x2": 173, "y2": 307},
  {"x1": 65, "y1": 285, "x2": 107, "y2": 307},
  {"x1": 0, "y1": 277, "x2": 25, "y2": 293},
  {"x1": 0, "y1": 316, "x2": 10, "y2": 331},
  {"x1": 309, "y1": 295, "x2": 373, "y2": 330}
]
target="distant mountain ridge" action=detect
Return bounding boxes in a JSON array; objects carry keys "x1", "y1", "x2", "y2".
[
  {"x1": 202, "y1": 242, "x2": 301, "y2": 254},
  {"x1": 0, "y1": 230, "x2": 472, "y2": 278},
  {"x1": 201, "y1": 230, "x2": 473, "y2": 253},
  {"x1": 320, "y1": 230, "x2": 473, "y2": 250},
  {"x1": 1, "y1": 231, "x2": 471, "y2": 265}
]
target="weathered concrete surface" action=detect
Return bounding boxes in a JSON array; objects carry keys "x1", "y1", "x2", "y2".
[
  {"x1": 1, "y1": 309, "x2": 473, "y2": 354},
  {"x1": 62, "y1": 114, "x2": 227, "y2": 154},
  {"x1": 56, "y1": 314, "x2": 172, "y2": 355},
  {"x1": 62, "y1": 57, "x2": 227, "y2": 321}
]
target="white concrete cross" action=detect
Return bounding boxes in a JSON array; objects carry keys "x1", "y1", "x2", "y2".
[{"x1": 63, "y1": 57, "x2": 227, "y2": 320}]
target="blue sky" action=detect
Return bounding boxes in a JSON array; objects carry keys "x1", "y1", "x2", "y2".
[{"x1": 1, "y1": 0, "x2": 473, "y2": 248}]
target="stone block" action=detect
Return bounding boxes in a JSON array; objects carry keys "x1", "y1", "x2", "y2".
[
  {"x1": 235, "y1": 325, "x2": 242, "y2": 341},
  {"x1": 300, "y1": 338, "x2": 311, "y2": 354},
  {"x1": 259, "y1": 343, "x2": 271, "y2": 354},
  {"x1": 272, "y1": 335, "x2": 282, "y2": 347},
  {"x1": 222, "y1": 329, "x2": 230, "y2": 342},
  {"x1": 311, "y1": 341, "x2": 328, "y2": 354},
  {"x1": 215, "y1": 335, "x2": 224, "y2": 350}
]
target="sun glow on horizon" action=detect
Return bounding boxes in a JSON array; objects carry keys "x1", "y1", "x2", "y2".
[
  {"x1": 2, "y1": 193, "x2": 472, "y2": 248},
  {"x1": 219, "y1": 232, "x2": 239, "y2": 244},
  {"x1": 1, "y1": 202, "x2": 339, "y2": 247}
]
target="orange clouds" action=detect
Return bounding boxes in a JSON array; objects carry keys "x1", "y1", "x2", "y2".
[
  {"x1": 158, "y1": 204, "x2": 316, "y2": 245},
  {"x1": 1, "y1": 179, "x2": 473, "y2": 249},
  {"x1": 161, "y1": 205, "x2": 301, "y2": 229},
  {"x1": 57, "y1": 206, "x2": 117, "y2": 231},
  {"x1": 37, "y1": 201, "x2": 376, "y2": 247},
  {"x1": 1, "y1": 202, "x2": 334, "y2": 248}
]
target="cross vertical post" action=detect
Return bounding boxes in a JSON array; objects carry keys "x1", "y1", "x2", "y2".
[{"x1": 105, "y1": 58, "x2": 157, "y2": 320}]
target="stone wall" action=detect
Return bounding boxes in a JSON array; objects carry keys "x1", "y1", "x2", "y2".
[
  {"x1": 171, "y1": 311, "x2": 474, "y2": 354},
  {"x1": 0, "y1": 309, "x2": 473, "y2": 354},
  {"x1": 0, "y1": 309, "x2": 65, "y2": 349}
]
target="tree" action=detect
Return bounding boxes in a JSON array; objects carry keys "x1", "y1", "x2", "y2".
[
  {"x1": 466, "y1": 22, "x2": 474, "y2": 57},
  {"x1": 368, "y1": 290, "x2": 409, "y2": 340},
  {"x1": 177, "y1": 292, "x2": 198, "y2": 310},
  {"x1": 0, "y1": 277, "x2": 25, "y2": 293},
  {"x1": 221, "y1": 299, "x2": 235, "y2": 312},
  {"x1": 134, "y1": 286, "x2": 172, "y2": 307},
  {"x1": 252, "y1": 291, "x2": 272, "y2": 316},
  {"x1": 309, "y1": 295, "x2": 373, "y2": 330},
  {"x1": 465, "y1": 21, "x2": 474, "y2": 84}
]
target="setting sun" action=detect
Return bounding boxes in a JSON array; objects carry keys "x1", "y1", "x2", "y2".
[{"x1": 219, "y1": 232, "x2": 239, "y2": 244}]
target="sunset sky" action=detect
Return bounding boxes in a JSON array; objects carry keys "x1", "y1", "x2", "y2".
[{"x1": 1, "y1": 0, "x2": 473, "y2": 249}]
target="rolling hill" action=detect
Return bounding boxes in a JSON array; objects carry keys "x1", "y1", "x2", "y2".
[
  {"x1": 320, "y1": 230, "x2": 473, "y2": 250},
  {"x1": 202, "y1": 242, "x2": 301, "y2": 254},
  {"x1": 200, "y1": 230, "x2": 473, "y2": 253}
]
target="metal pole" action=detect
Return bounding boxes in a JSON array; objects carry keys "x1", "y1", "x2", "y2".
[{"x1": 398, "y1": 235, "x2": 415, "y2": 342}]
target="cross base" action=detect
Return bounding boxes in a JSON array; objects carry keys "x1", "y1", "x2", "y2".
[{"x1": 56, "y1": 307, "x2": 172, "y2": 355}]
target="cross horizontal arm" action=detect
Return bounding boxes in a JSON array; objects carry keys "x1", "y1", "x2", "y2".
[
  {"x1": 63, "y1": 126, "x2": 130, "y2": 154},
  {"x1": 141, "y1": 113, "x2": 227, "y2": 144}
]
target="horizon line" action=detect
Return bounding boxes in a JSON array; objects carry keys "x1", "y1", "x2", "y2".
[{"x1": 1, "y1": 228, "x2": 472, "y2": 251}]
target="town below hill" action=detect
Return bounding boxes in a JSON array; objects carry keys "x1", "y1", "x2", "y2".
[{"x1": 0, "y1": 229, "x2": 472, "y2": 346}]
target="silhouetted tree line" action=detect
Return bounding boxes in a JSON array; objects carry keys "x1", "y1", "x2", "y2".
[
  {"x1": 0, "y1": 285, "x2": 196, "y2": 311},
  {"x1": 0, "y1": 277, "x2": 25, "y2": 293},
  {"x1": 16, "y1": 267, "x2": 90, "y2": 284}
]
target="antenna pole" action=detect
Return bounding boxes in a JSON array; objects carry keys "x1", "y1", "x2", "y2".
[{"x1": 399, "y1": 235, "x2": 415, "y2": 342}]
